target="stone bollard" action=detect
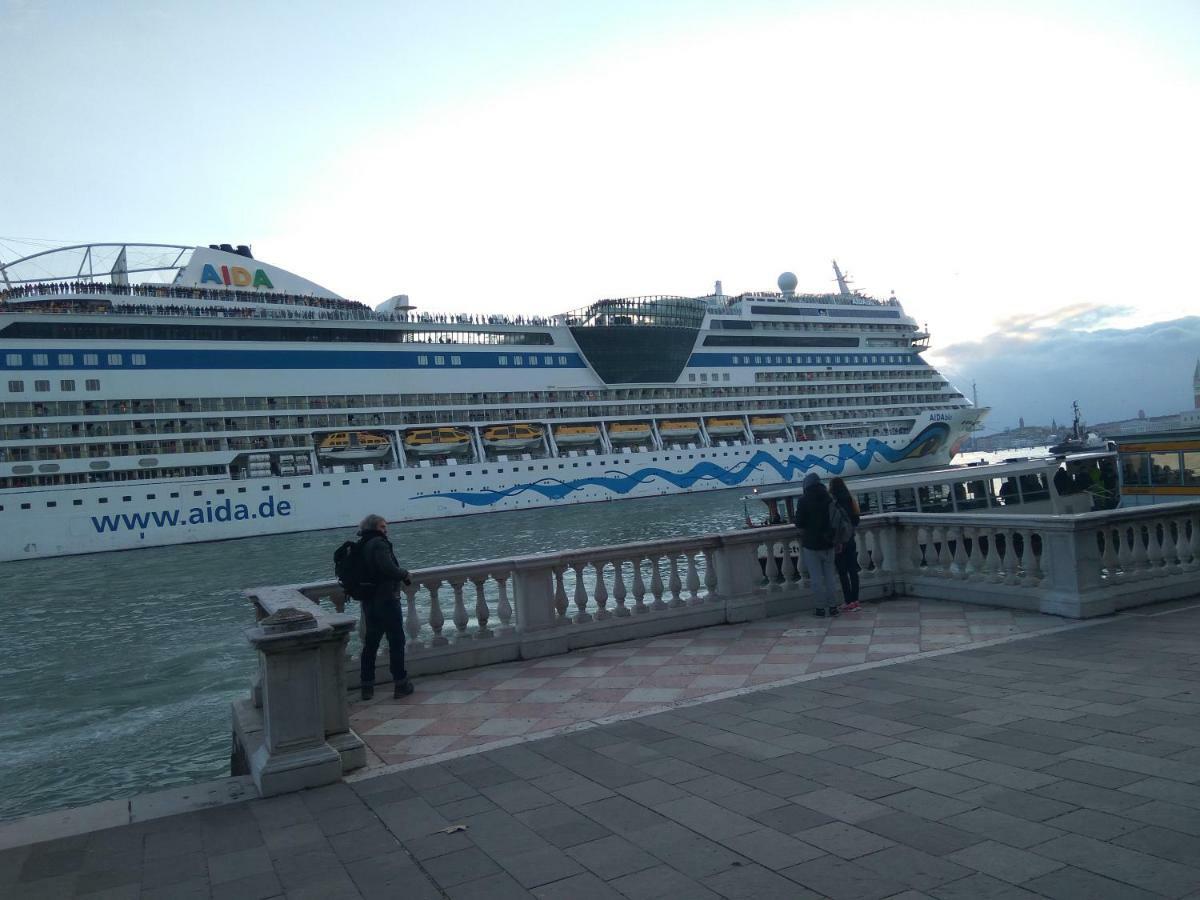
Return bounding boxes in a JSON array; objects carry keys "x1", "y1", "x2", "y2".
[
  {"x1": 240, "y1": 607, "x2": 342, "y2": 796},
  {"x1": 319, "y1": 611, "x2": 367, "y2": 772}
]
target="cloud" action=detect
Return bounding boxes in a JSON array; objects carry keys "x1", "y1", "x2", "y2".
[{"x1": 933, "y1": 312, "x2": 1200, "y2": 431}]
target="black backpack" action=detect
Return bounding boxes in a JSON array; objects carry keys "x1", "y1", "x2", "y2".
[{"x1": 334, "y1": 538, "x2": 373, "y2": 600}]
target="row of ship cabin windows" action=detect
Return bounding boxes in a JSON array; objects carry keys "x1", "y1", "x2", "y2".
[
  {"x1": 9, "y1": 379, "x2": 102, "y2": 393},
  {"x1": 4, "y1": 353, "x2": 146, "y2": 368},
  {"x1": 728, "y1": 354, "x2": 909, "y2": 366},
  {"x1": 2, "y1": 445, "x2": 868, "y2": 511},
  {"x1": 416, "y1": 354, "x2": 572, "y2": 367}
]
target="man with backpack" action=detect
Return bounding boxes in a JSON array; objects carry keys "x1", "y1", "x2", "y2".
[
  {"x1": 793, "y1": 472, "x2": 853, "y2": 618},
  {"x1": 339, "y1": 513, "x2": 414, "y2": 700}
]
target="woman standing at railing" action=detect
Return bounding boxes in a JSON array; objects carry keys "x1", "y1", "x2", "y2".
[{"x1": 830, "y1": 477, "x2": 862, "y2": 611}]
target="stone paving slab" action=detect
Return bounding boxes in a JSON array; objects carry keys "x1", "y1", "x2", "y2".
[
  {"x1": 351, "y1": 599, "x2": 1067, "y2": 768},
  {"x1": 5, "y1": 598, "x2": 1200, "y2": 898}
]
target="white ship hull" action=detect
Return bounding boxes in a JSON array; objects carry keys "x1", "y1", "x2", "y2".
[{"x1": 1, "y1": 410, "x2": 976, "y2": 562}]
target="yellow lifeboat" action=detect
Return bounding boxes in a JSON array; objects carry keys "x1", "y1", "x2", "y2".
[
  {"x1": 705, "y1": 417, "x2": 745, "y2": 437},
  {"x1": 317, "y1": 431, "x2": 391, "y2": 462},
  {"x1": 482, "y1": 423, "x2": 544, "y2": 451},
  {"x1": 750, "y1": 415, "x2": 788, "y2": 434},
  {"x1": 404, "y1": 427, "x2": 471, "y2": 456},
  {"x1": 658, "y1": 419, "x2": 700, "y2": 439},
  {"x1": 608, "y1": 421, "x2": 652, "y2": 442},
  {"x1": 553, "y1": 424, "x2": 601, "y2": 446}
]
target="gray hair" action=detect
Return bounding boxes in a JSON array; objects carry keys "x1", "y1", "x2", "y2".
[{"x1": 359, "y1": 513, "x2": 387, "y2": 533}]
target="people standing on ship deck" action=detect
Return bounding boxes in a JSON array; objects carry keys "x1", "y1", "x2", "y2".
[
  {"x1": 794, "y1": 473, "x2": 840, "y2": 618},
  {"x1": 829, "y1": 476, "x2": 862, "y2": 611},
  {"x1": 357, "y1": 514, "x2": 415, "y2": 700}
]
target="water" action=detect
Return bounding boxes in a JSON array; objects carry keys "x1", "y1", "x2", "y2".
[{"x1": 0, "y1": 490, "x2": 751, "y2": 822}]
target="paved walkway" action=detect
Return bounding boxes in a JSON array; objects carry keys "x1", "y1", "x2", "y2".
[
  {"x1": 351, "y1": 599, "x2": 1066, "y2": 768},
  {"x1": 4, "y1": 598, "x2": 1200, "y2": 899}
]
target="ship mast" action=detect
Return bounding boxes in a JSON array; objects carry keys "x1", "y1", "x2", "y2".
[{"x1": 832, "y1": 260, "x2": 852, "y2": 296}]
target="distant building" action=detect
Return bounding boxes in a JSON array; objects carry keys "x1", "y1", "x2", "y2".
[{"x1": 1194, "y1": 359, "x2": 1200, "y2": 409}]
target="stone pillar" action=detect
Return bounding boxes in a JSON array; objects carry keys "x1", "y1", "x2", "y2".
[
  {"x1": 716, "y1": 534, "x2": 769, "y2": 622},
  {"x1": 244, "y1": 608, "x2": 342, "y2": 796},
  {"x1": 1037, "y1": 524, "x2": 1111, "y2": 618},
  {"x1": 513, "y1": 563, "x2": 568, "y2": 659}
]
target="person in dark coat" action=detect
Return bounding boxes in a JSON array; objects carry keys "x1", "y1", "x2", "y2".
[
  {"x1": 357, "y1": 513, "x2": 414, "y2": 700},
  {"x1": 794, "y1": 472, "x2": 840, "y2": 618},
  {"x1": 829, "y1": 476, "x2": 862, "y2": 610}
]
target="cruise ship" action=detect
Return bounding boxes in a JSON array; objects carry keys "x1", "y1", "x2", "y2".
[{"x1": 0, "y1": 243, "x2": 986, "y2": 561}]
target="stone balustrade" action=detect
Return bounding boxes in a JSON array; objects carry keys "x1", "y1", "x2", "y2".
[{"x1": 246, "y1": 501, "x2": 1199, "y2": 690}]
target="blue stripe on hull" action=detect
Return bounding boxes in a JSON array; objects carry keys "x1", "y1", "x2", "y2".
[{"x1": 421, "y1": 424, "x2": 951, "y2": 507}]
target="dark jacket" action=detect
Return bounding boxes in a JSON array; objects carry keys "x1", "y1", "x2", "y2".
[
  {"x1": 360, "y1": 528, "x2": 411, "y2": 604},
  {"x1": 794, "y1": 482, "x2": 835, "y2": 551}
]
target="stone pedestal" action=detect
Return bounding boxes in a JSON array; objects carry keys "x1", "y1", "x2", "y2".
[{"x1": 243, "y1": 608, "x2": 342, "y2": 796}]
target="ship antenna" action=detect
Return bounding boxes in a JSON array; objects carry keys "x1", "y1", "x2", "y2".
[{"x1": 832, "y1": 260, "x2": 852, "y2": 296}]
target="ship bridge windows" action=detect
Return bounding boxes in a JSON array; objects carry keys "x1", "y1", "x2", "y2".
[{"x1": 32, "y1": 354, "x2": 48, "y2": 366}]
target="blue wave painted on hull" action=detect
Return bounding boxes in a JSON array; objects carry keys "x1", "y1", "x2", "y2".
[{"x1": 419, "y1": 424, "x2": 951, "y2": 508}]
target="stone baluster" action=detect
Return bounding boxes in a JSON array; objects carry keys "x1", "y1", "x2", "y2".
[
  {"x1": 1020, "y1": 530, "x2": 1041, "y2": 586},
  {"x1": 857, "y1": 530, "x2": 872, "y2": 577},
  {"x1": 686, "y1": 551, "x2": 703, "y2": 605},
  {"x1": 668, "y1": 553, "x2": 684, "y2": 608},
  {"x1": 914, "y1": 525, "x2": 930, "y2": 572},
  {"x1": 553, "y1": 566, "x2": 570, "y2": 619},
  {"x1": 403, "y1": 581, "x2": 423, "y2": 648},
  {"x1": 427, "y1": 580, "x2": 448, "y2": 646},
  {"x1": 472, "y1": 577, "x2": 492, "y2": 638},
  {"x1": 1130, "y1": 524, "x2": 1150, "y2": 579},
  {"x1": 649, "y1": 554, "x2": 667, "y2": 610},
  {"x1": 1170, "y1": 519, "x2": 1188, "y2": 575},
  {"x1": 1183, "y1": 516, "x2": 1199, "y2": 572},
  {"x1": 571, "y1": 562, "x2": 592, "y2": 623},
  {"x1": 703, "y1": 548, "x2": 720, "y2": 600},
  {"x1": 787, "y1": 541, "x2": 801, "y2": 584},
  {"x1": 949, "y1": 525, "x2": 967, "y2": 579},
  {"x1": 961, "y1": 527, "x2": 978, "y2": 580},
  {"x1": 1145, "y1": 521, "x2": 1167, "y2": 577},
  {"x1": 495, "y1": 573, "x2": 514, "y2": 633},
  {"x1": 612, "y1": 560, "x2": 630, "y2": 616},
  {"x1": 929, "y1": 527, "x2": 946, "y2": 576},
  {"x1": 592, "y1": 562, "x2": 610, "y2": 620},
  {"x1": 1099, "y1": 526, "x2": 1119, "y2": 581},
  {"x1": 632, "y1": 558, "x2": 649, "y2": 614},
  {"x1": 1116, "y1": 525, "x2": 1135, "y2": 580},
  {"x1": 1001, "y1": 530, "x2": 1020, "y2": 585},
  {"x1": 450, "y1": 577, "x2": 469, "y2": 636},
  {"x1": 976, "y1": 527, "x2": 997, "y2": 583}
]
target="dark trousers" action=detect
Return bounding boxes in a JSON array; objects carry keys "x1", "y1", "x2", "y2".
[
  {"x1": 835, "y1": 537, "x2": 860, "y2": 605},
  {"x1": 360, "y1": 596, "x2": 407, "y2": 685}
]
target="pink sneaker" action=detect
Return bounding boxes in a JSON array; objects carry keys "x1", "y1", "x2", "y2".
[{"x1": 845, "y1": 601, "x2": 862, "y2": 612}]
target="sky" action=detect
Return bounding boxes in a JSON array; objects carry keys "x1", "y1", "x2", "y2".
[{"x1": 2, "y1": 0, "x2": 1198, "y2": 431}]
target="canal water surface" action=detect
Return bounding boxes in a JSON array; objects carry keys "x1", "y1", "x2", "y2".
[{"x1": 0, "y1": 490, "x2": 752, "y2": 822}]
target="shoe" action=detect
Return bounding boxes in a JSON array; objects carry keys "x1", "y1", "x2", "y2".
[
  {"x1": 814, "y1": 607, "x2": 827, "y2": 618},
  {"x1": 360, "y1": 684, "x2": 375, "y2": 701},
  {"x1": 394, "y1": 679, "x2": 415, "y2": 699},
  {"x1": 846, "y1": 601, "x2": 862, "y2": 612},
  {"x1": 828, "y1": 606, "x2": 840, "y2": 617}
]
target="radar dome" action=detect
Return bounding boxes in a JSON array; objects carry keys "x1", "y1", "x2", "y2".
[{"x1": 777, "y1": 272, "x2": 798, "y2": 293}]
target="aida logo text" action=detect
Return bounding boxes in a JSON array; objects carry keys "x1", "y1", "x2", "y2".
[{"x1": 200, "y1": 263, "x2": 274, "y2": 289}]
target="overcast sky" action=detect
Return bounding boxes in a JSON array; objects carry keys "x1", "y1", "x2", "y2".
[{"x1": 2, "y1": 0, "x2": 1197, "y2": 426}]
